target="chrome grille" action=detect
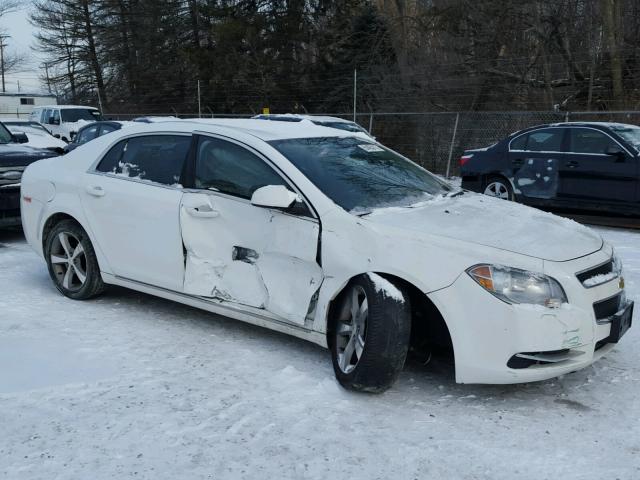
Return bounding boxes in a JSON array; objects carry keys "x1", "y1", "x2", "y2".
[{"x1": 0, "y1": 166, "x2": 23, "y2": 187}]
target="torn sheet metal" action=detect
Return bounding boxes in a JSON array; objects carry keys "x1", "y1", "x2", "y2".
[
  {"x1": 180, "y1": 192, "x2": 322, "y2": 325},
  {"x1": 513, "y1": 157, "x2": 559, "y2": 199}
]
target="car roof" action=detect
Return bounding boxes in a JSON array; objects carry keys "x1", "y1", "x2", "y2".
[
  {"x1": 132, "y1": 116, "x2": 180, "y2": 123},
  {"x1": 1, "y1": 118, "x2": 39, "y2": 123},
  {"x1": 35, "y1": 105, "x2": 100, "y2": 110},
  {"x1": 254, "y1": 114, "x2": 355, "y2": 124},
  {"x1": 78, "y1": 120, "x2": 134, "y2": 130},
  {"x1": 545, "y1": 121, "x2": 639, "y2": 129},
  {"x1": 517, "y1": 121, "x2": 638, "y2": 133},
  {"x1": 115, "y1": 118, "x2": 371, "y2": 141}
]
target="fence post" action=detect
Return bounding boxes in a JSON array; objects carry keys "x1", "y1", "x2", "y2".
[
  {"x1": 564, "y1": 111, "x2": 569, "y2": 122},
  {"x1": 197, "y1": 80, "x2": 202, "y2": 118},
  {"x1": 353, "y1": 69, "x2": 357, "y2": 122},
  {"x1": 445, "y1": 112, "x2": 460, "y2": 179}
]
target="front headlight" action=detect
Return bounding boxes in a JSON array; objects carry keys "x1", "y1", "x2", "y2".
[
  {"x1": 612, "y1": 250, "x2": 623, "y2": 277},
  {"x1": 467, "y1": 264, "x2": 567, "y2": 307}
]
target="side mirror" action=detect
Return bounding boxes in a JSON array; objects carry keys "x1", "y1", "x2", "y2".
[
  {"x1": 605, "y1": 145, "x2": 625, "y2": 161},
  {"x1": 49, "y1": 116, "x2": 60, "y2": 125},
  {"x1": 605, "y1": 145, "x2": 623, "y2": 155},
  {"x1": 11, "y1": 132, "x2": 29, "y2": 144},
  {"x1": 251, "y1": 185, "x2": 299, "y2": 209}
]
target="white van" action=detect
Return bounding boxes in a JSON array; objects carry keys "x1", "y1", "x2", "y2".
[{"x1": 30, "y1": 105, "x2": 103, "y2": 142}]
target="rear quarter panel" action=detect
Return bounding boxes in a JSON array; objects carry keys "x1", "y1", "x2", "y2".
[
  {"x1": 461, "y1": 145, "x2": 508, "y2": 192},
  {"x1": 20, "y1": 149, "x2": 115, "y2": 275}
]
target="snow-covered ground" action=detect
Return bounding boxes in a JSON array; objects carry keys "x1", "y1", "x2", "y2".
[{"x1": 1, "y1": 225, "x2": 638, "y2": 480}]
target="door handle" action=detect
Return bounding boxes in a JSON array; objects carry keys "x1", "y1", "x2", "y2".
[
  {"x1": 85, "y1": 185, "x2": 105, "y2": 197},
  {"x1": 185, "y1": 206, "x2": 220, "y2": 218},
  {"x1": 566, "y1": 160, "x2": 579, "y2": 168},
  {"x1": 512, "y1": 158, "x2": 524, "y2": 166}
]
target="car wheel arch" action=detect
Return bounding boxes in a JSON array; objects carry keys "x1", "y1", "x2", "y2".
[
  {"x1": 41, "y1": 211, "x2": 111, "y2": 275},
  {"x1": 483, "y1": 173, "x2": 516, "y2": 197},
  {"x1": 325, "y1": 272, "x2": 455, "y2": 370}
]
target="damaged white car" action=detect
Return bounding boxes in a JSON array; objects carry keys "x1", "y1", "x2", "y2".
[{"x1": 20, "y1": 119, "x2": 633, "y2": 391}]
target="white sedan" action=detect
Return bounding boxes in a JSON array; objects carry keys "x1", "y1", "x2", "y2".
[{"x1": 20, "y1": 119, "x2": 633, "y2": 391}]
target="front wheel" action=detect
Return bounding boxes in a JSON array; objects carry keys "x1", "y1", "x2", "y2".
[
  {"x1": 45, "y1": 220, "x2": 105, "y2": 300},
  {"x1": 329, "y1": 274, "x2": 411, "y2": 393}
]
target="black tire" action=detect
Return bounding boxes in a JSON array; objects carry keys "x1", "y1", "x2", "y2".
[
  {"x1": 483, "y1": 175, "x2": 514, "y2": 201},
  {"x1": 44, "y1": 219, "x2": 105, "y2": 300},
  {"x1": 329, "y1": 274, "x2": 411, "y2": 393}
]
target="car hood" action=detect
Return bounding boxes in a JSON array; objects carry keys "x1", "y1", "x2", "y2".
[
  {"x1": 0, "y1": 143, "x2": 60, "y2": 167},
  {"x1": 8, "y1": 130, "x2": 67, "y2": 150},
  {"x1": 362, "y1": 193, "x2": 603, "y2": 262}
]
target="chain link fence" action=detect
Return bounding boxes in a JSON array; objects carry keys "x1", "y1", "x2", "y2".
[{"x1": 105, "y1": 110, "x2": 640, "y2": 177}]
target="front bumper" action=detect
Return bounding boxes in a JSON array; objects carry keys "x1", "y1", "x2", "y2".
[
  {"x1": 428, "y1": 247, "x2": 631, "y2": 384},
  {"x1": 0, "y1": 184, "x2": 21, "y2": 227}
]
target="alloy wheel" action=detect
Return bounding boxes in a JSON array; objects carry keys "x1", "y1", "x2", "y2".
[
  {"x1": 335, "y1": 285, "x2": 368, "y2": 374},
  {"x1": 50, "y1": 232, "x2": 88, "y2": 292},
  {"x1": 484, "y1": 181, "x2": 510, "y2": 199}
]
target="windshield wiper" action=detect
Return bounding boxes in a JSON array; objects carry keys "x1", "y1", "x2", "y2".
[{"x1": 442, "y1": 189, "x2": 465, "y2": 198}]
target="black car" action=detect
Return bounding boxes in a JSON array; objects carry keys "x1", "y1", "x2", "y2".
[
  {"x1": 64, "y1": 121, "x2": 128, "y2": 153},
  {"x1": 461, "y1": 122, "x2": 640, "y2": 215},
  {"x1": 0, "y1": 122, "x2": 59, "y2": 227}
]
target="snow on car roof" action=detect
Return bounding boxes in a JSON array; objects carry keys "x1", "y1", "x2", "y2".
[
  {"x1": 546, "y1": 121, "x2": 639, "y2": 128},
  {"x1": 36, "y1": 105, "x2": 100, "y2": 110},
  {"x1": 254, "y1": 113, "x2": 354, "y2": 124},
  {"x1": 145, "y1": 118, "x2": 370, "y2": 141}
]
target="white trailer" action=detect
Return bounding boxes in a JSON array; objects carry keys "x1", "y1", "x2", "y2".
[{"x1": 0, "y1": 92, "x2": 57, "y2": 119}]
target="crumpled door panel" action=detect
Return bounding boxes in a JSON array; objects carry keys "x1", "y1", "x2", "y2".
[
  {"x1": 514, "y1": 157, "x2": 559, "y2": 199},
  {"x1": 180, "y1": 192, "x2": 322, "y2": 325}
]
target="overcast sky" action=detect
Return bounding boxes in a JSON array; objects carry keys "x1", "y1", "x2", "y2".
[{"x1": 0, "y1": 4, "x2": 43, "y2": 93}]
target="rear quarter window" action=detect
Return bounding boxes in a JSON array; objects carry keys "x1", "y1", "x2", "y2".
[{"x1": 510, "y1": 134, "x2": 527, "y2": 150}]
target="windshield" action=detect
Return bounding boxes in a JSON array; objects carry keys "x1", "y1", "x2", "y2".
[
  {"x1": 269, "y1": 137, "x2": 453, "y2": 213},
  {"x1": 4, "y1": 122, "x2": 50, "y2": 134},
  {"x1": 0, "y1": 123, "x2": 13, "y2": 143},
  {"x1": 60, "y1": 108, "x2": 102, "y2": 123},
  {"x1": 610, "y1": 125, "x2": 640, "y2": 150}
]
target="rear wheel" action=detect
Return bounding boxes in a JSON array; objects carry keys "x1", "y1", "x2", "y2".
[
  {"x1": 45, "y1": 220, "x2": 105, "y2": 300},
  {"x1": 329, "y1": 274, "x2": 411, "y2": 393},
  {"x1": 483, "y1": 176, "x2": 513, "y2": 200}
]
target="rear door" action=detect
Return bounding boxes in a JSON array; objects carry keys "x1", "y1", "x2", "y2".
[
  {"x1": 81, "y1": 134, "x2": 191, "y2": 290},
  {"x1": 180, "y1": 134, "x2": 322, "y2": 325},
  {"x1": 558, "y1": 127, "x2": 637, "y2": 206},
  {"x1": 508, "y1": 127, "x2": 566, "y2": 200}
]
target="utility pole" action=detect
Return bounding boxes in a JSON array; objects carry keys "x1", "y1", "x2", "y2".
[
  {"x1": 0, "y1": 34, "x2": 11, "y2": 93},
  {"x1": 43, "y1": 62, "x2": 52, "y2": 94},
  {"x1": 96, "y1": 86, "x2": 103, "y2": 114}
]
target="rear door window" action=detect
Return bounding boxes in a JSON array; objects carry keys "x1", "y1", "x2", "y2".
[
  {"x1": 525, "y1": 129, "x2": 564, "y2": 152},
  {"x1": 96, "y1": 135, "x2": 190, "y2": 186},
  {"x1": 510, "y1": 129, "x2": 564, "y2": 152}
]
